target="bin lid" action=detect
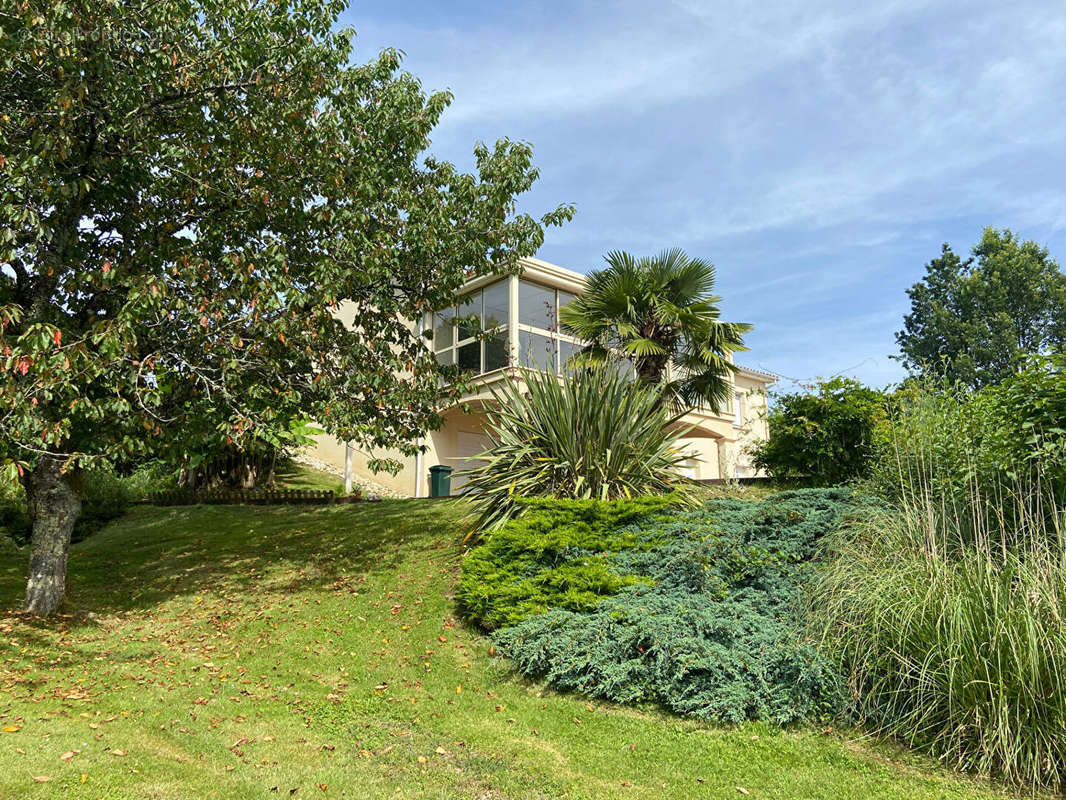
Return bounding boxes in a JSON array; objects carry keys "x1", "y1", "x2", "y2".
[{"x1": 429, "y1": 464, "x2": 453, "y2": 473}]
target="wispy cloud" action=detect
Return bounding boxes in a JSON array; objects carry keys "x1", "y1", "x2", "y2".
[{"x1": 344, "y1": 0, "x2": 1066, "y2": 385}]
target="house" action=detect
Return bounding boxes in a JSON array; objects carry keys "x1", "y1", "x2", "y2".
[{"x1": 310, "y1": 257, "x2": 775, "y2": 496}]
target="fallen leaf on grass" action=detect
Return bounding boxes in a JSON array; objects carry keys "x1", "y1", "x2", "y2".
[
  {"x1": 3, "y1": 725, "x2": 19, "y2": 733},
  {"x1": 110, "y1": 749, "x2": 127, "y2": 757},
  {"x1": 33, "y1": 776, "x2": 50, "y2": 783},
  {"x1": 60, "y1": 750, "x2": 76, "y2": 761},
  {"x1": 736, "y1": 788, "x2": 750, "y2": 795}
]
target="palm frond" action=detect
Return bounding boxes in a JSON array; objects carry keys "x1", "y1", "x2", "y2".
[{"x1": 558, "y1": 248, "x2": 752, "y2": 410}]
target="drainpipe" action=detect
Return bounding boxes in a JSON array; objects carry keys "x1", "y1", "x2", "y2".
[
  {"x1": 414, "y1": 436, "x2": 424, "y2": 498},
  {"x1": 343, "y1": 441, "x2": 353, "y2": 495}
]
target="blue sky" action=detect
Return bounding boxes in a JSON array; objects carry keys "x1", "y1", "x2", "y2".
[{"x1": 340, "y1": 0, "x2": 1066, "y2": 388}]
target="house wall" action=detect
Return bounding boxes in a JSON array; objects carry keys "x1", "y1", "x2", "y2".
[
  {"x1": 730, "y1": 374, "x2": 770, "y2": 478},
  {"x1": 309, "y1": 433, "x2": 418, "y2": 496}
]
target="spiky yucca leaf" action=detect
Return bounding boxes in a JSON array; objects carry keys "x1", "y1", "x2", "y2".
[{"x1": 459, "y1": 367, "x2": 696, "y2": 532}]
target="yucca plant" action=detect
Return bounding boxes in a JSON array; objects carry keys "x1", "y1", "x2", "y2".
[{"x1": 459, "y1": 366, "x2": 696, "y2": 532}]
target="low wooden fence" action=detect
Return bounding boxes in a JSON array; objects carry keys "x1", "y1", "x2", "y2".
[{"x1": 147, "y1": 488, "x2": 340, "y2": 506}]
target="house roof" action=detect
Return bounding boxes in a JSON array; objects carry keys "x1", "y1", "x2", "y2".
[{"x1": 735, "y1": 364, "x2": 778, "y2": 384}]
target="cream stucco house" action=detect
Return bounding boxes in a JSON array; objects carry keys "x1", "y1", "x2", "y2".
[{"x1": 311, "y1": 257, "x2": 775, "y2": 496}]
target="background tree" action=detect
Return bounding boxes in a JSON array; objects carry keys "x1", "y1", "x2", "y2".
[
  {"x1": 0, "y1": 0, "x2": 571, "y2": 615},
  {"x1": 749, "y1": 377, "x2": 886, "y2": 485},
  {"x1": 895, "y1": 227, "x2": 1066, "y2": 389},
  {"x1": 559, "y1": 248, "x2": 751, "y2": 412}
]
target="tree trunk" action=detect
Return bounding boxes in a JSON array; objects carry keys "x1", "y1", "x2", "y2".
[
  {"x1": 636, "y1": 355, "x2": 670, "y2": 409},
  {"x1": 23, "y1": 455, "x2": 82, "y2": 616}
]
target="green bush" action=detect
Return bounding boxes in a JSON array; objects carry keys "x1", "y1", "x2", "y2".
[
  {"x1": 458, "y1": 366, "x2": 696, "y2": 532},
  {"x1": 750, "y1": 377, "x2": 887, "y2": 485},
  {"x1": 0, "y1": 464, "x2": 175, "y2": 545},
  {"x1": 462, "y1": 489, "x2": 867, "y2": 724},
  {"x1": 457, "y1": 495, "x2": 678, "y2": 630},
  {"x1": 877, "y1": 356, "x2": 1066, "y2": 490},
  {"x1": 0, "y1": 479, "x2": 30, "y2": 546}
]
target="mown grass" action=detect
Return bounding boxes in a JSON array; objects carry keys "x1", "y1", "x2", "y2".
[{"x1": 0, "y1": 499, "x2": 1018, "y2": 799}]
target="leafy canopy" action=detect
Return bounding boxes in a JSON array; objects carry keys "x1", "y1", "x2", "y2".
[
  {"x1": 895, "y1": 227, "x2": 1066, "y2": 389},
  {"x1": 0, "y1": 0, "x2": 572, "y2": 480},
  {"x1": 559, "y1": 248, "x2": 751, "y2": 412}
]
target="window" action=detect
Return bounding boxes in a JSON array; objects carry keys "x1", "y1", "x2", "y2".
[
  {"x1": 558, "y1": 339, "x2": 581, "y2": 374},
  {"x1": 431, "y1": 277, "x2": 587, "y2": 379},
  {"x1": 734, "y1": 391, "x2": 744, "y2": 426},
  {"x1": 483, "y1": 281, "x2": 509, "y2": 330},
  {"x1": 557, "y1": 290, "x2": 577, "y2": 316},
  {"x1": 518, "y1": 280, "x2": 557, "y2": 330},
  {"x1": 433, "y1": 310, "x2": 454, "y2": 350},
  {"x1": 456, "y1": 293, "x2": 481, "y2": 341},
  {"x1": 484, "y1": 331, "x2": 509, "y2": 372},
  {"x1": 516, "y1": 279, "x2": 585, "y2": 376},
  {"x1": 457, "y1": 341, "x2": 480, "y2": 372},
  {"x1": 519, "y1": 330, "x2": 555, "y2": 372},
  {"x1": 432, "y1": 279, "x2": 512, "y2": 376}
]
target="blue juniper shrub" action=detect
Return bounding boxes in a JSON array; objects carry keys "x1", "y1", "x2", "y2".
[{"x1": 460, "y1": 489, "x2": 871, "y2": 724}]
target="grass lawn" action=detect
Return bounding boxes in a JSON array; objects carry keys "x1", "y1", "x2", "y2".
[{"x1": 0, "y1": 499, "x2": 1013, "y2": 799}]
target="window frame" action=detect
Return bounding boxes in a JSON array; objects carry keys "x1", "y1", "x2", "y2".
[{"x1": 426, "y1": 275, "x2": 589, "y2": 380}]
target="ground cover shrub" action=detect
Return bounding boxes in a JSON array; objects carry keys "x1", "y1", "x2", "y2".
[
  {"x1": 462, "y1": 489, "x2": 867, "y2": 724},
  {"x1": 458, "y1": 366, "x2": 696, "y2": 532},
  {"x1": 457, "y1": 495, "x2": 678, "y2": 630}
]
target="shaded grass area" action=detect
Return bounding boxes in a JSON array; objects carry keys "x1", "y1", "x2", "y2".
[
  {"x1": 273, "y1": 462, "x2": 346, "y2": 494},
  {"x1": 0, "y1": 501, "x2": 1013, "y2": 799}
]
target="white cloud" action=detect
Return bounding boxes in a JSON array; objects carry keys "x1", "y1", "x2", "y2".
[{"x1": 345, "y1": 0, "x2": 1066, "y2": 386}]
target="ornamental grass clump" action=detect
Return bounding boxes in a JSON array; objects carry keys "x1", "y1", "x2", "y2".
[
  {"x1": 816, "y1": 487, "x2": 1066, "y2": 790},
  {"x1": 459, "y1": 366, "x2": 695, "y2": 531},
  {"x1": 817, "y1": 379, "x2": 1066, "y2": 791}
]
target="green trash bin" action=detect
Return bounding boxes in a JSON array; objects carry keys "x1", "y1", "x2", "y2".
[{"x1": 428, "y1": 465, "x2": 453, "y2": 498}]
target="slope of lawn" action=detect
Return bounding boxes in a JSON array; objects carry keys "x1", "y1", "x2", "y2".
[{"x1": 0, "y1": 499, "x2": 1013, "y2": 799}]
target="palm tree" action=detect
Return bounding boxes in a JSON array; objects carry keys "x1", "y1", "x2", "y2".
[{"x1": 559, "y1": 248, "x2": 752, "y2": 413}]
